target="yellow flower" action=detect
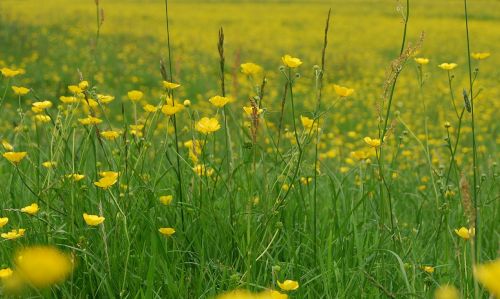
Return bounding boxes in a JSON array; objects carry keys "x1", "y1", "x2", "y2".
[
  {"x1": 0, "y1": 217, "x2": 9, "y2": 228},
  {"x1": 423, "y1": 266, "x2": 435, "y2": 274},
  {"x1": 300, "y1": 115, "x2": 314, "y2": 130},
  {"x1": 67, "y1": 173, "x2": 85, "y2": 181},
  {"x1": 127, "y1": 90, "x2": 143, "y2": 101},
  {"x1": 2, "y1": 140, "x2": 14, "y2": 151},
  {"x1": 161, "y1": 102, "x2": 184, "y2": 116},
  {"x1": 209, "y1": 95, "x2": 230, "y2": 108},
  {"x1": 277, "y1": 280, "x2": 299, "y2": 291},
  {"x1": 1, "y1": 67, "x2": 22, "y2": 77},
  {"x1": 241, "y1": 62, "x2": 262, "y2": 75},
  {"x1": 160, "y1": 195, "x2": 173, "y2": 205},
  {"x1": 0, "y1": 268, "x2": 13, "y2": 279},
  {"x1": 101, "y1": 130, "x2": 121, "y2": 140},
  {"x1": 35, "y1": 114, "x2": 51, "y2": 123},
  {"x1": 471, "y1": 52, "x2": 490, "y2": 60},
  {"x1": 438, "y1": 63, "x2": 458, "y2": 70},
  {"x1": 59, "y1": 96, "x2": 78, "y2": 104},
  {"x1": 11, "y1": 86, "x2": 30, "y2": 95},
  {"x1": 159, "y1": 227, "x2": 176, "y2": 236},
  {"x1": 243, "y1": 106, "x2": 264, "y2": 116},
  {"x1": 42, "y1": 161, "x2": 56, "y2": 168},
  {"x1": 193, "y1": 164, "x2": 214, "y2": 176},
  {"x1": 414, "y1": 57, "x2": 429, "y2": 65},
  {"x1": 1, "y1": 229, "x2": 26, "y2": 240},
  {"x1": 216, "y1": 289, "x2": 288, "y2": 299},
  {"x1": 434, "y1": 284, "x2": 459, "y2": 299},
  {"x1": 32, "y1": 100, "x2": 53, "y2": 113},
  {"x1": 364, "y1": 137, "x2": 381, "y2": 148},
  {"x1": 454, "y1": 227, "x2": 475, "y2": 240},
  {"x1": 162, "y1": 81, "x2": 181, "y2": 90},
  {"x1": 79, "y1": 116, "x2": 102, "y2": 125},
  {"x1": 68, "y1": 85, "x2": 82, "y2": 94},
  {"x1": 474, "y1": 259, "x2": 500, "y2": 297},
  {"x1": 78, "y1": 80, "x2": 89, "y2": 90},
  {"x1": 15, "y1": 246, "x2": 73, "y2": 288},
  {"x1": 196, "y1": 117, "x2": 221, "y2": 134},
  {"x1": 333, "y1": 84, "x2": 354, "y2": 97},
  {"x1": 143, "y1": 104, "x2": 159, "y2": 113},
  {"x1": 21, "y1": 203, "x2": 39, "y2": 215},
  {"x1": 97, "y1": 94, "x2": 115, "y2": 104},
  {"x1": 83, "y1": 213, "x2": 105, "y2": 226},
  {"x1": 183, "y1": 99, "x2": 191, "y2": 107},
  {"x1": 3, "y1": 151, "x2": 27, "y2": 164},
  {"x1": 282, "y1": 55, "x2": 302, "y2": 68},
  {"x1": 94, "y1": 171, "x2": 118, "y2": 189}
]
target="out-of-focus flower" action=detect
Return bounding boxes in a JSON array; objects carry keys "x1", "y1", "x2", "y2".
[
  {"x1": 415, "y1": 57, "x2": 429, "y2": 65},
  {"x1": 162, "y1": 81, "x2": 181, "y2": 90},
  {"x1": 127, "y1": 90, "x2": 143, "y2": 101},
  {"x1": 434, "y1": 284, "x2": 459, "y2": 299},
  {"x1": 471, "y1": 52, "x2": 490, "y2": 60},
  {"x1": 241, "y1": 62, "x2": 263, "y2": 75},
  {"x1": 11, "y1": 86, "x2": 30, "y2": 95},
  {"x1": 333, "y1": 84, "x2": 354, "y2": 97},
  {"x1": 438, "y1": 63, "x2": 457, "y2": 70},
  {"x1": 15, "y1": 246, "x2": 73, "y2": 288},
  {"x1": 160, "y1": 195, "x2": 173, "y2": 205},
  {"x1": 474, "y1": 259, "x2": 500, "y2": 297}
]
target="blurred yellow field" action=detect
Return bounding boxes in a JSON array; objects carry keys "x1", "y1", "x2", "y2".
[{"x1": 0, "y1": 0, "x2": 498, "y2": 298}]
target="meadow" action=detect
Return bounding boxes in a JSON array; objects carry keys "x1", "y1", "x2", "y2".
[{"x1": 0, "y1": 0, "x2": 499, "y2": 298}]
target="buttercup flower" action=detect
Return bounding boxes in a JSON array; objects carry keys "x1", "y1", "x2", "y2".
[
  {"x1": 471, "y1": 52, "x2": 490, "y2": 60},
  {"x1": 196, "y1": 117, "x2": 220, "y2": 134},
  {"x1": 434, "y1": 284, "x2": 459, "y2": 299},
  {"x1": 94, "y1": 171, "x2": 118, "y2": 189},
  {"x1": 1, "y1": 67, "x2": 22, "y2": 77},
  {"x1": 79, "y1": 116, "x2": 102, "y2": 125},
  {"x1": 160, "y1": 195, "x2": 173, "y2": 205},
  {"x1": 414, "y1": 57, "x2": 429, "y2": 65},
  {"x1": 21, "y1": 203, "x2": 39, "y2": 215},
  {"x1": 1, "y1": 229, "x2": 26, "y2": 240},
  {"x1": 241, "y1": 62, "x2": 262, "y2": 75},
  {"x1": 11, "y1": 86, "x2": 30, "y2": 95},
  {"x1": 127, "y1": 90, "x2": 143, "y2": 101},
  {"x1": 438, "y1": 63, "x2": 457, "y2": 70},
  {"x1": 474, "y1": 259, "x2": 500, "y2": 297},
  {"x1": 277, "y1": 279, "x2": 299, "y2": 291},
  {"x1": 0, "y1": 217, "x2": 9, "y2": 228},
  {"x1": 454, "y1": 227, "x2": 475, "y2": 240},
  {"x1": 162, "y1": 81, "x2": 181, "y2": 90},
  {"x1": 101, "y1": 130, "x2": 121, "y2": 140},
  {"x1": 423, "y1": 266, "x2": 435, "y2": 274},
  {"x1": 0, "y1": 268, "x2": 13, "y2": 279},
  {"x1": 333, "y1": 84, "x2": 354, "y2": 97},
  {"x1": 209, "y1": 95, "x2": 230, "y2": 108},
  {"x1": 364, "y1": 137, "x2": 381, "y2": 148},
  {"x1": 15, "y1": 246, "x2": 73, "y2": 288},
  {"x1": 159, "y1": 227, "x2": 176, "y2": 236},
  {"x1": 3, "y1": 152, "x2": 27, "y2": 164},
  {"x1": 282, "y1": 55, "x2": 302, "y2": 68},
  {"x1": 83, "y1": 213, "x2": 105, "y2": 226}
]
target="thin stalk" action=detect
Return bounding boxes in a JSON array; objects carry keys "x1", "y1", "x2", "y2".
[
  {"x1": 463, "y1": 0, "x2": 479, "y2": 297},
  {"x1": 164, "y1": 0, "x2": 185, "y2": 229}
]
